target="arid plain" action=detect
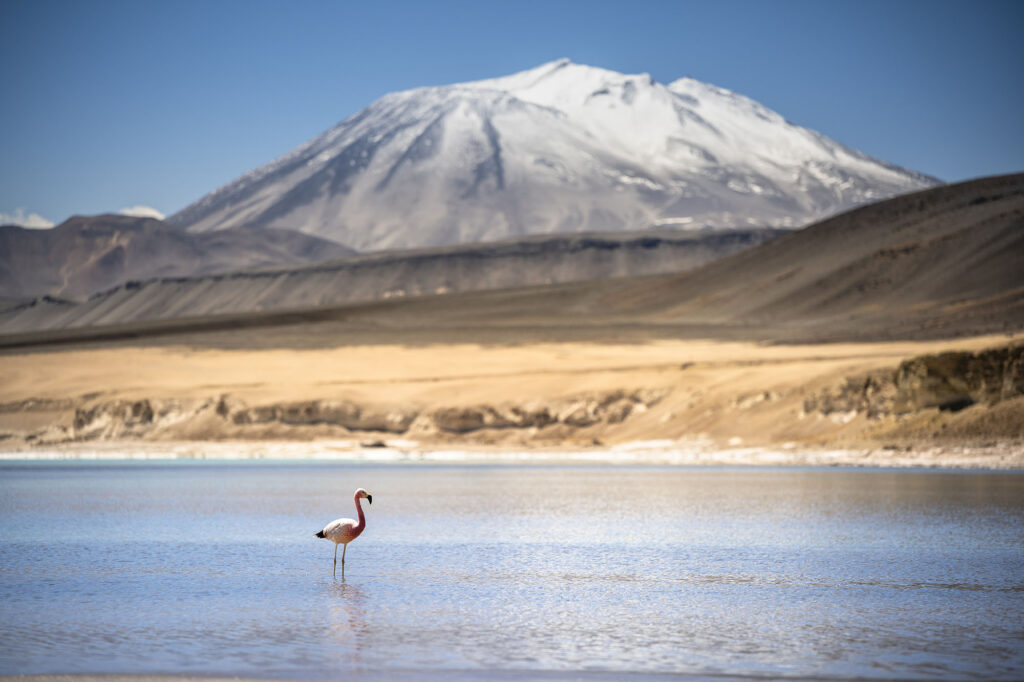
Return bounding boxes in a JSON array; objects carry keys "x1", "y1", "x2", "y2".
[{"x1": 2, "y1": 326, "x2": 1021, "y2": 467}]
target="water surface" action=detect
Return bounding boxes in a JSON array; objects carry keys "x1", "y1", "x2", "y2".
[{"x1": 1, "y1": 461, "x2": 1022, "y2": 679}]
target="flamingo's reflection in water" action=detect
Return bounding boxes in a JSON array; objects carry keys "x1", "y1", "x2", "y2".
[{"x1": 326, "y1": 580, "x2": 368, "y2": 665}]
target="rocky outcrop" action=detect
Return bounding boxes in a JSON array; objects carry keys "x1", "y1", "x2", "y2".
[
  {"x1": 51, "y1": 389, "x2": 669, "y2": 443},
  {"x1": 803, "y1": 344, "x2": 1023, "y2": 421},
  {"x1": 425, "y1": 405, "x2": 554, "y2": 434},
  {"x1": 229, "y1": 399, "x2": 415, "y2": 433},
  {"x1": 421, "y1": 390, "x2": 664, "y2": 434},
  {"x1": 71, "y1": 398, "x2": 215, "y2": 440},
  {"x1": 802, "y1": 371, "x2": 895, "y2": 420},
  {"x1": 892, "y1": 345, "x2": 1023, "y2": 413}
]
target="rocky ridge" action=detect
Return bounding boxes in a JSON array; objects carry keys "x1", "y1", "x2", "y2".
[
  {"x1": 803, "y1": 344, "x2": 1023, "y2": 429},
  {"x1": 26, "y1": 389, "x2": 670, "y2": 445}
]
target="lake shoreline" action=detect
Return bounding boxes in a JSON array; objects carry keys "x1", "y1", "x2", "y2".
[
  {"x1": 2, "y1": 438, "x2": 1022, "y2": 470},
  {"x1": 0, "y1": 672, "x2": 820, "y2": 681}
]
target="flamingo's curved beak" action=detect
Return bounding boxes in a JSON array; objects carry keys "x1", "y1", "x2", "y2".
[{"x1": 367, "y1": 494, "x2": 373, "y2": 505}]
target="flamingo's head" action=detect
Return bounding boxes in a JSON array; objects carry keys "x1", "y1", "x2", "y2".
[{"x1": 355, "y1": 488, "x2": 373, "y2": 505}]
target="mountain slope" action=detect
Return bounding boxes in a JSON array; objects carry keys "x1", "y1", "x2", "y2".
[
  {"x1": 191, "y1": 172, "x2": 1024, "y2": 343},
  {"x1": 168, "y1": 60, "x2": 937, "y2": 251},
  {"x1": 366, "y1": 174, "x2": 1020, "y2": 342},
  {"x1": 3, "y1": 175, "x2": 1019, "y2": 349},
  {"x1": 0, "y1": 214, "x2": 356, "y2": 302},
  {"x1": 369, "y1": 172, "x2": 1019, "y2": 342},
  {"x1": 0, "y1": 228, "x2": 781, "y2": 334},
  {"x1": 612, "y1": 172, "x2": 1024, "y2": 339}
]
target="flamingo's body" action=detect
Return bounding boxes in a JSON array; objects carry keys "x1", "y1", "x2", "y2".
[{"x1": 316, "y1": 488, "x2": 372, "y2": 577}]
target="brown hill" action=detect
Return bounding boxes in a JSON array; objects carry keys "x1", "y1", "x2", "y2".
[
  {"x1": 611, "y1": 172, "x2": 1024, "y2": 339},
  {"x1": 236, "y1": 172, "x2": 1018, "y2": 345},
  {"x1": 0, "y1": 173, "x2": 1020, "y2": 349},
  {"x1": 336, "y1": 171, "x2": 1023, "y2": 343},
  {"x1": 0, "y1": 214, "x2": 356, "y2": 304},
  {"x1": 0, "y1": 228, "x2": 781, "y2": 336}
]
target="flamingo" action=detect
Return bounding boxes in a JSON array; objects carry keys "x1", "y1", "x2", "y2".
[{"x1": 315, "y1": 488, "x2": 372, "y2": 577}]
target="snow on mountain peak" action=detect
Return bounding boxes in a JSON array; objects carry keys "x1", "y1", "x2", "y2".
[{"x1": 168, "y1": 61, "x2": 939, "y2": 251}]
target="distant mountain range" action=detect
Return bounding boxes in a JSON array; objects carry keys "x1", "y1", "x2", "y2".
[
  {"x1": 0, "y1": 228, "x2": 782, "y2": 333},
  {"x1": 169, "y1": 59, "x2": 938, "y2": 250},
  {"x1": 0, "y1": 214, "x2": 355, "y2": 302},
  {"x1": 3, "y1": 174, "x2": 1021, "y2": 346},
  {"x1": 1, "y1": 61, "x2": 942, "y2": 310}
]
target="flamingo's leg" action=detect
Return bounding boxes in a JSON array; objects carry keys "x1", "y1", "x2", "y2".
[
  {"x1": 342, "y1": 543, "x2": 348, "y2": 566},
  {"x1": 333, "y1": 543, "x2": 338, "y2": 577}
]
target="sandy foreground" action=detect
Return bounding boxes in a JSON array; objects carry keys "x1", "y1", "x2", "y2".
[{"x1": 1, "y1": 333, "x2": 1022, "y2": 468}]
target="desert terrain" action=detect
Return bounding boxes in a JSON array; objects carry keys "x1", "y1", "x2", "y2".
[
  {"x1": 1, "y1": 175, "x2": 1021, "y2": 466},
  {"x1": 1, "y1": 327, "x2": 1021, "y2": 467}
]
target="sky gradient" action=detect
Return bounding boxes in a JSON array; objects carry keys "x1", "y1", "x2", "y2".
[{"x1": 1, "y1": 0, "x2": 1021, "y2": 227}]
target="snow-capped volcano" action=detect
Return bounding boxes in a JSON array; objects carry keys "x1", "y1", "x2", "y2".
[{"x1": 169, "y1": 59, "x2": 938, "y2": 250}]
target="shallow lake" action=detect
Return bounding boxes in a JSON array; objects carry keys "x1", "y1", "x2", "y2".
[{"x1": 1, "y1": 460, "x2": 1023, "y2": 680}]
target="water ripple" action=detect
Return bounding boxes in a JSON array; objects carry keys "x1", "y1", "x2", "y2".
[{"x1": 1, "y1": 461, "x2": 1023, "y2": 679}]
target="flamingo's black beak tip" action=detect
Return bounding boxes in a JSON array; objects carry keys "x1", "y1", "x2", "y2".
[{"x1": 367, "y1": 494, "x2": 373, "y2": 505}]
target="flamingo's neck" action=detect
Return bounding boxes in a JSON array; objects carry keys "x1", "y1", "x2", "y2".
[{"x1": 353, "y1": 495, "x2": 366, "y2": 530}]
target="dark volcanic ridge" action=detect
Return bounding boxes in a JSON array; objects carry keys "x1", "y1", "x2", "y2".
[
  {"x1": 0, "y1": 228, "x2": 781, "y2": 337},
  {"x1": 0, "y1": 214, "x2": 356, "y2": 304}
]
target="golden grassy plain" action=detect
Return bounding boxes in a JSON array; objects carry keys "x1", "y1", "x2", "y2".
[{"x1": 2, "y1": 330, "x2": 1020, "y2": 466}]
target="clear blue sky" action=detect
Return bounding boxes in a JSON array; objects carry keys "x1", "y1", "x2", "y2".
[{"x1": 1, "y1": 0, "x2": 1021, "y2": 226}]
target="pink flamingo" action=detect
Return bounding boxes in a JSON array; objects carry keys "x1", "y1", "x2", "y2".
[{"x1": 315, "y1": 488, "x2": 372, "y2": 577}]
